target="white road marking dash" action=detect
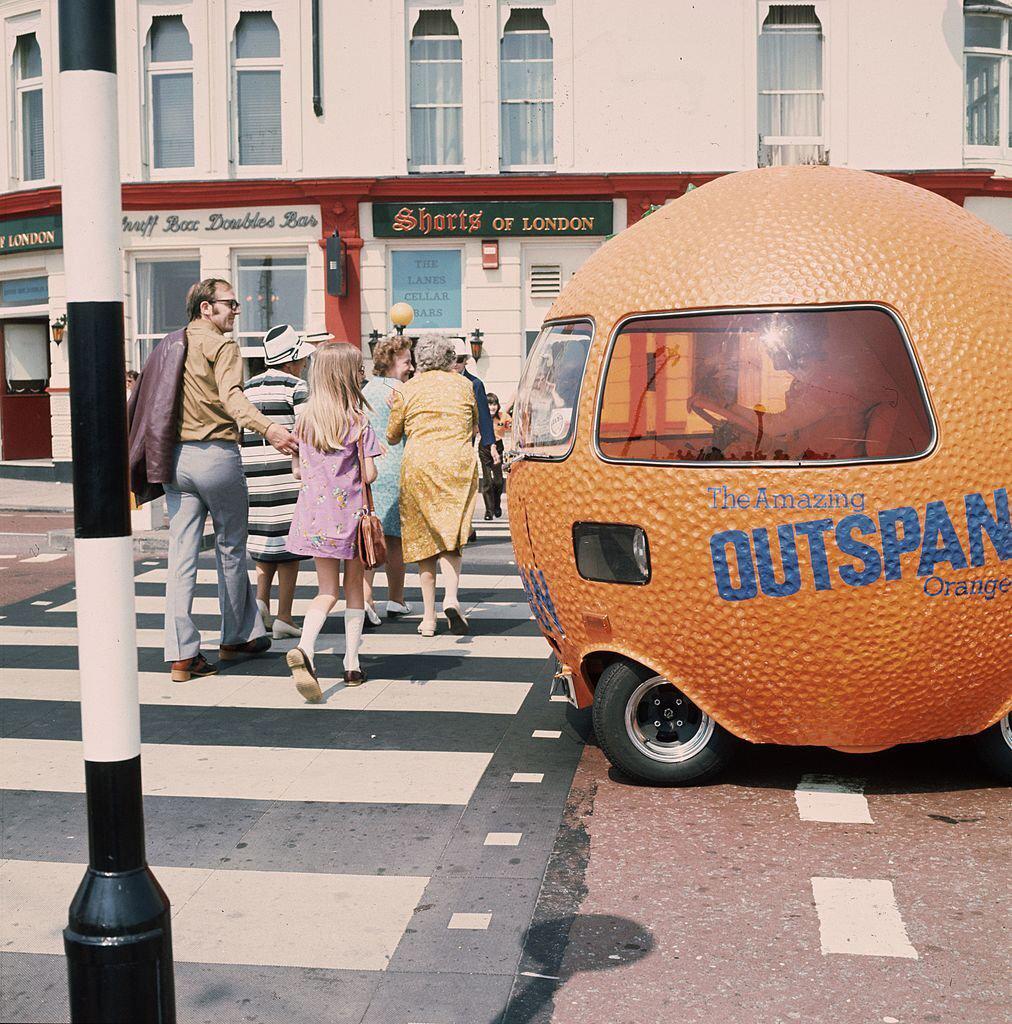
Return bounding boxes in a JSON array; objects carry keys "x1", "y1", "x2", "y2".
[
  {"x1": 811, "y1": 877, "x2": 918, "y2": 959},
  {"x1": 795, "y1": 774, "x2": 873, "y2": 823},
  {"x1": 484, "y1": 832, "x2": 522, "y2": 847},
  {"x1": 448, "y1": 913, "x2": 492, "y2": 930}
]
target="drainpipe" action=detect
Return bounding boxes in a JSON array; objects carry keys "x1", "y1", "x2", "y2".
[{"x1": 312, "y1": 0, "x2": 323, "y2": 117}]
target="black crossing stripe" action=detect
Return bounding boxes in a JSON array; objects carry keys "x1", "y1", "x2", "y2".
[{"x1": 66, "y1": 301, "x2": 130, "y2": 539}]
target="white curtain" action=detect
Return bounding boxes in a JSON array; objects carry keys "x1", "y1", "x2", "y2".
[
  {"x1": 15, "y1": 34, "x2": 44, "y2": 180},
  {"x1": 965, "y1": 55, "x2": 1000, "y2": 145},
  {"x1": 500, "y1": 10, "x2": 554, "y2": 167},
  {"x1": 758, "y1": 5, "x2": 824, "y2": 166},
  {"x1": 237, "y1": 71, "x2": 282, "y2": 165},
  {"x1": 152, "y1": 74, "x2": 194, "y2": 168},
  {"x1": 234, "y1": 13, "x2": 282, "y2": 166},
  {"x1": 410, "y1": 12, "x2": 463, "y2": 167},
  {"x1": 21, "y1": 90, "x2": 45, "y2": 180}
]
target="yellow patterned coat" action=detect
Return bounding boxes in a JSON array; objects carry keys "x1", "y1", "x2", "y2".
[{"x1": 387, "y1": 370, "x2": 479, "y2": 563}]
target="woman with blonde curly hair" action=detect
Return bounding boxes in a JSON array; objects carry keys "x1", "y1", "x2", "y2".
[
  {"x1": 362, "y1": 333, "x2": 413, "y2": 622},
  {"x1": 387, "y1": 333, "x2": 478, "y2": 636}
]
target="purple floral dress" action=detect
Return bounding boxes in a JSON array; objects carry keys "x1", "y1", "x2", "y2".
[{"x1": 287, "y1": 423, "x2": 382, "y2": 560}]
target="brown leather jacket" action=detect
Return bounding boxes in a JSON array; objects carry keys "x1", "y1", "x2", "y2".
[{"x1": 127, "y1": 328, "x2": 187, "y2": 504}]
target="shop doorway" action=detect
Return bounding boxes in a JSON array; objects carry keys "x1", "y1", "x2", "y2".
[
  {"x1": 0, "y1": 319, "x2": 52, "y2": 460},
  {"x1": 522, "y1": 242, "x2": 601, "y2": 353}
]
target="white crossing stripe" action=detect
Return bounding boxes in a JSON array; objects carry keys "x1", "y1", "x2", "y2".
[
  {"x1": 511, "y1": 773, "x2": 544, "y2": 784},
  {"x1": 447, "y1": 913, "x2": 492, "y2": 930},
  {"x1": 133, "y1": 568, "x2": 519, "y2": 588},
  {"x1": 532, "y1": 730, "x2": 561, "y2": 739},
  {"x1": 19, "y1": 553, "x2": 65, "y2": 563},
  {"x1": 0, "y1": 625, "x2": 550, "y2": 660},
  {"x1": 1, "y1": 858, "x2": 426, "y2": 971},
  {"x1": 46, "y1": 595, "x2": 534, "y2": 620},
  {"x1": 811, "y1": 877, "x2": 918, "y2": 959},
  {"x1": 0, "y1": 668, "x2": 531, "y2": 717},
  {"x1": 484, "y1": 832, "x2": 522, "y2": 846},
  {"x1": 0, "y1": 738, "x2": 492, "y2": 806},
  {"x1": 795, "y1": 774, "x2": 873, "y2": 824}
]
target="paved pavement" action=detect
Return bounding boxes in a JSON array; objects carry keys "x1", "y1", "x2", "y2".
[
  {"x1": 0, "y1": 478, "x2": 73, "y2": 513},
  {"x1": 508, "y1": 742, "x2": 1010, "y2": 1024},
  {"x1": 1, "y1": 518, "x2": 591, "y2": 1024}
]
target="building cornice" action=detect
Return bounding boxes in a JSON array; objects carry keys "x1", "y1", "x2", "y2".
[{"x1": 2, "y1": 168, "x2": 1009, "y2": 220}]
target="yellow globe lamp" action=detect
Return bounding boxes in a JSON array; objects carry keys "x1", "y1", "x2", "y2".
[{"x1": 390, "y1": 303, "x2": 414, "y2": 335}]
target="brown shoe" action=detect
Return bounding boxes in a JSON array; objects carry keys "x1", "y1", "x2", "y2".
[
  {"x1": 170, "y1": 653, "x2": 218, "y2": 682},
  {"x1": 287, "y1": 647, "x2": 323, "y2": 702},
  {"x1": 219, "y1": 635, "x2": 272, "y2": 661},
  {"x1": 343, "y1": 669, "x2": 367, "y2": 687}
]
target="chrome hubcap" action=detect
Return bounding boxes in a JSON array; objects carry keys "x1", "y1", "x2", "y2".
[
  {"x1": 624, "y1": 676, "x2": 714, "y2": 763},
  {"x1": 1000, "y1": 714, "x2": 1012, "y2": 753}
]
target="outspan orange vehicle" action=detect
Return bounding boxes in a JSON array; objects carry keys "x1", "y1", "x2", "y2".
[{"x1": 506, "y1": 165, "x2": 1011, "y2": 785}]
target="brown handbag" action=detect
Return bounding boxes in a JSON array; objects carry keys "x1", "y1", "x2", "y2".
[{"x1": 356, "y1": 427, "x2": 387, "y2": 569}]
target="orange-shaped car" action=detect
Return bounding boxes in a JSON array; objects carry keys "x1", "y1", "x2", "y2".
[{"x1": 506, "y1": 165, "x2": 1011, "y2": 784}]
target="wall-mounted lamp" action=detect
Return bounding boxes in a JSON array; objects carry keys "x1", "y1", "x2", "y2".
[
  {"x1": 51, "y1": 315, "x2": 67, "y2": 346},
  {"x1": 368, "y1": 329, "x2": 382, "y2": 357},
  {"x1": 390, "y1": 302, "x2": 414, "y2": 335},
  {"x1": 469, "y1": 328, "x2": 484, "y2": 361}
]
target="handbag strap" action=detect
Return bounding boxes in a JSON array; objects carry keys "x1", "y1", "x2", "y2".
[{"x1": 356, "y1": 421, "x2": 375, "y2": 514}]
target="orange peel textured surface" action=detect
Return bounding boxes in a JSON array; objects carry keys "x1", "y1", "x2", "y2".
[{"x1": 508, "y1": 166, "x2": 1012, "y2": 748}]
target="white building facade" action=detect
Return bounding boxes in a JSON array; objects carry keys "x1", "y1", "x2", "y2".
[{"x1": 1, "y1": 0, "x2": 1010, "y2": 475}]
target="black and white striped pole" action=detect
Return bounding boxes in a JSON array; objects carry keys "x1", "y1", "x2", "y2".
[{"x1": 58, "y1": 2, "x2": 176, "y2": 1020}]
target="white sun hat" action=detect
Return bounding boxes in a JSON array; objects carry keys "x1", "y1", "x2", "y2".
[{"x1": 262, "y1": 324, "x2": 317, "y2": 366}]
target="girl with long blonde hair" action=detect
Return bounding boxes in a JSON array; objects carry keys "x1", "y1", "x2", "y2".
[{"x1": 285, "y1": 343, "x2": 381, "y2": 697}]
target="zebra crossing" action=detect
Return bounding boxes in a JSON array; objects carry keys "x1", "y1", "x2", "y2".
[{"x1": 0, "y1": 519, "x2": 588, "y2": 1024}]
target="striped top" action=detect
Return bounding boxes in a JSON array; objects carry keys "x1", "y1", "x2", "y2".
[{"x1": 241, "y1": 369, "x2": 309, "y2": 561}]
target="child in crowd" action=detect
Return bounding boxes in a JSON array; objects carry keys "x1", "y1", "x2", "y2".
[{"x1": 286, "y1": 343, "x2": 381, "y2": 699}]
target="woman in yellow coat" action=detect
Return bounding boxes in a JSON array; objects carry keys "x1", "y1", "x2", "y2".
[{"x1": 387, "y1": 333, "x2": 478, "y2": 636}]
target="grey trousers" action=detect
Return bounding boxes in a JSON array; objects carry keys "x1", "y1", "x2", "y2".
[{"x1": 163, "y1": 441, "x2": 266, "y2": 661}]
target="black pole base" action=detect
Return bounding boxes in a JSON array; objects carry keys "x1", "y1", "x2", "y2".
[{"x1": 64, "y1": 866, "x2": 176, "y2": 1024}]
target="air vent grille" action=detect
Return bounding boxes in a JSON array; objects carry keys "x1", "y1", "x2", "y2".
[{"x1": 530, "y1": 264, "x2": 563, "y2": 298}]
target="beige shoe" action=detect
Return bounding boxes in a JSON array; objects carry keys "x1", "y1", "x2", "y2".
[
  {"x1": 272, "y1": 618, "x2": 302, "y2": 639},
  {"x1": 257, "y1": 599, "x2": 274, "y2": 630},
  {"x1": 287, "y1": 647, "x2": 322, "y2": 702}
]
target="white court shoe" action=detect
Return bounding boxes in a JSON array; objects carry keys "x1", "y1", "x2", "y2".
[
  {"x1": 272, "y1": 618, "x2": 302, "y2": 639},
  {"x1": 385, "y1": 600, "x2": 412, "y2": 617},
  {"x1": 365, "y1": 603, "x2": 382, "y2": 626},
  {"x1": 256, "y1": 599, "x2": 274, "y2": 630}
]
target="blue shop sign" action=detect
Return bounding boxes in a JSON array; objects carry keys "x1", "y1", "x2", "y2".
[
  {"x1": 391, "y1": 249, "x2": 461, "y2": 329},
  {"x1": 1, "y1": 276, "x2": 49, "y2": 307}
]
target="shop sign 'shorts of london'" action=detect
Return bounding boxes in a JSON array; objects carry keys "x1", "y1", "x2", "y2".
[
  {"x1": 0, "y1": 215, "x2": 62, "y2": 254},
  {"x1": 372, "y1": 201, "x2": 614, "y2": 238},
  {"x1": 121, "y1": 207, "x2": 320, "y2": 242}
]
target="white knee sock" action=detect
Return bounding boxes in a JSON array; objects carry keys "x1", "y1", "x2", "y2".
[
  {"x1": 300, "y1": 607, "x2": 329, "y2": 663},
  {"x1": 344, "y1": 609, "x2": 366, "y2": 672}
]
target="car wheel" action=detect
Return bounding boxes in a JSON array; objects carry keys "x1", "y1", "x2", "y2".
[
  {"x1": 971, "y1": 712, "x2": 1012, "y2": 784},
  {"x1": 591, "y1": 660, "x2": 739, "y2": 785}
]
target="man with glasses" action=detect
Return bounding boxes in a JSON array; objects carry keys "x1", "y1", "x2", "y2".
[{"x1": 164, "y1": 278, "x2": 297, "y2": 681}]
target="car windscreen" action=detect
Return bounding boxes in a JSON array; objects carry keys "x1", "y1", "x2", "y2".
[
  {"x1": 512, "y1": 321, "x2": 594, "y2": 458},
  {"x1": 597, "y1": 307, "x2": 934, "y2": 464}
]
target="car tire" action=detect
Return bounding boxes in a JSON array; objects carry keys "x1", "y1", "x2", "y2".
[
  {"x1": 970, "y1": 713, "x2": 1012, "y2": 784},
  {"x1": 591, "y1": 660, "x2": 740, "y2": 785}
]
